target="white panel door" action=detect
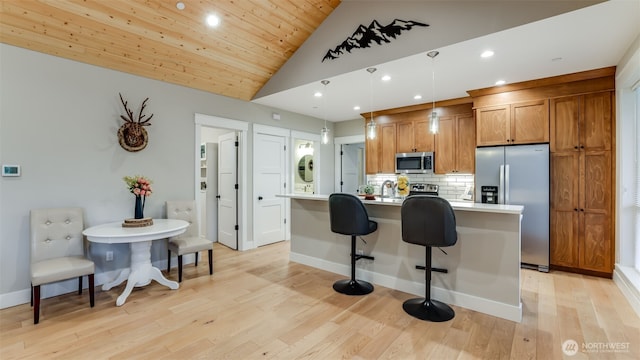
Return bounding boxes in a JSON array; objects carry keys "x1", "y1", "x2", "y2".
[
  {"x1": 254, "y1": 133, "x2": 286, "y2": 247},
  {"x1": 218, "y1": 132, "x2": 237, "y2": 249},
  {"x1": 341, "y1": 143, "x2": 360, "y2": 194}
]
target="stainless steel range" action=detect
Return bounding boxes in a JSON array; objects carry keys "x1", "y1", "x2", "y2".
[{"x1": 409, "y1": 183, "x2": 439, "y2": 196}]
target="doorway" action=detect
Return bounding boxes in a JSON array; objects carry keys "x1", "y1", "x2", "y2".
[{"x1": 195, "y1": 114, "x2": 249, "y2": 250}]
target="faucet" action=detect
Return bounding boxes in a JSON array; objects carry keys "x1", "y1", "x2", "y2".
[{"x1": 380, "y1": 180, "x2": 395, "y2": 199}]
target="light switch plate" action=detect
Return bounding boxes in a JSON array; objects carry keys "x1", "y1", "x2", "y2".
[{"x1": 2, "y1": 164, "x2": 20, "y2": 177}]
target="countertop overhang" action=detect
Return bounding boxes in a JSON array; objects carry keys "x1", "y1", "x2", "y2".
[{"x1": 278, "y1": 193, "x2": 524, "y2": 215}]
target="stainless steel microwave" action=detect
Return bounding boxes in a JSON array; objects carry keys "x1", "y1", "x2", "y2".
[{"x1": 395, "y1": 152, "x2": 434, "y2": 174}]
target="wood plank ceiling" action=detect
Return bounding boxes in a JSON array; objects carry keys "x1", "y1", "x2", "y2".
[{"x1": 0, "y1": 0, "x2": 341, "y2": 101}]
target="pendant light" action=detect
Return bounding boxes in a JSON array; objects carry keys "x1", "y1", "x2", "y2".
[
  {"x1": 427, "y1": 51, "x2": 439, "y2": 134},
  {"x1": 366, "y1": 67, "x2": 377, "y2": 140},
  {"x1": 320, "y1": 80, "x2": 330, "y2": 144}
]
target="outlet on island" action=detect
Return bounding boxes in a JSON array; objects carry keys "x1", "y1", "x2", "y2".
[{"x1": 106, "y1": 251, "x2": 114, "y2": 262}]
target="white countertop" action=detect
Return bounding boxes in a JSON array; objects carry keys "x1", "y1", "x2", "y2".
[{"x1": 278, "y1": 193, "x2": 523, "y2": 215}]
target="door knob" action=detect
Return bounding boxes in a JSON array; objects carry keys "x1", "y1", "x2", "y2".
[
  {"x1": 258, "y1": 196, "x2": 263, "y2": 200},
  {"x1": 216, "y1": 195, "x2": 221, "y2": 199}
]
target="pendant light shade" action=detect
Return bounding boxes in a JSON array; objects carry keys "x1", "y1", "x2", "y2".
[
  {"x1": 427, "y1": 51, "x2": 440, "y2": 134},
  {"x1": 320, "y1": 80, "x2": 330, "y2": 144},
  {"x1": 366, "y1": 67, "x2": 377, "y2": 140}
]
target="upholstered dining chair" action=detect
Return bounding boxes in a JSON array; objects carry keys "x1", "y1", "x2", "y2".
[
  {"x1": 166, "y1": 200, "x2": 213, "y2": 282},
  {"x1": 30, "y1": 207, "x2": 95, "y2": 324}
]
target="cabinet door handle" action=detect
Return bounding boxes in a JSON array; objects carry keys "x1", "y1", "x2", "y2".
[
  {"x1": 258, "y1": 196, "x2": 263, "y2": 200},
  {"x1": 580, "y1": 145, "x2": 584, "y2": 149},
  {"x1": 511, "y1": 139, "x2": 515, "y2": 142},
  {"x1": 216, "y1": 195, "x2": 221, "y2": 199},
  {"x1": 574, "y1": 208, "x2": 578, "y2": 211},
  {"x1": 580, "y1": 208, "x2": 584, "y2": 212},
  {"x1": 574, "y1": 145, "x2": 579, "y2": 149}
]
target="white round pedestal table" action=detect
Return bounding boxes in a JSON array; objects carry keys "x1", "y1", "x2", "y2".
[{"x1": 83, "y1": 219, "x2": 188, "y2": 306}]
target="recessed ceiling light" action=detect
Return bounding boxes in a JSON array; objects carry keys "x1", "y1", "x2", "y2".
[
  {"x1": 353, "y1": 106, "x2": 361, "y2": 111},
  {"x1": 495, "y1": 80, "x2": 506, "y2": 85},
  {"x1": 414, "y1": 95, "x2": 422, "y2": 100},
  {"x1": 176, "y1": 2, "x2": 185, "y2": 10},
  {"x1": 381, "y1": 75, "x2": 391, "y2": 81},
  {"x1": 206, "y1": 14, "x2": 220, "y2": 27},
  {"x1": 314, "y1": 91, "x2": 322, "y2": 97},
  {"x1": 481, "y1": 50, "x2": 494, "y2": 58}
]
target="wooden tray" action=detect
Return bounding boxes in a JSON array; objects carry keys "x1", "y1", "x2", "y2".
[{"x1": 122, "y1": 217, "x2": 154, "y2": 227}]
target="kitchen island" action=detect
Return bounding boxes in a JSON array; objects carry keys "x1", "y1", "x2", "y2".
[{"x1": 280, "y1": 194, "x2": 524, "y2": 322}]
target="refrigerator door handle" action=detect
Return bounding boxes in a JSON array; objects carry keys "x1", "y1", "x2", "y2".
[
  {"x1": 499, "y1": 164, "x2": 505, "y2": 205},
  {"x1": 505, "y1": 164, "x2": 510, "y2": 204}
]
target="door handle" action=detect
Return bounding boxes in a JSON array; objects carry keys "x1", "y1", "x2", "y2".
[
  {"x1": 216, "y1": 195, "x2": 221, "y2": 199},
  {"x1": 258, "y1": 196, "x2": 263, "y2": 200}
]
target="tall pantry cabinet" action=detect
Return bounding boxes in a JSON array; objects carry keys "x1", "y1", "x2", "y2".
[{"x1": 549, "y1": 91, "x2": 614, "y2": 275}]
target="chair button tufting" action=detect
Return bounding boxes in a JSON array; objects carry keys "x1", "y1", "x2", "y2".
[
  {"x1": 45, "y1": 221, "x2": 51, "y2": 225},
  {"x1": 65, "y1": 219, "x2": 71, "y2": 224},
  {"x1": 66, "y1": 235, "x2": 71, "y2": 240},
  {"x1": 45, "y1": 238, "x2": 52, "y2": 243}
]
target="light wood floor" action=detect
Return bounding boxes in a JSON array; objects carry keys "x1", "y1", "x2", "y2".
[{"x1": 1, "y1": 241, "x2": 638, "y2": 359}]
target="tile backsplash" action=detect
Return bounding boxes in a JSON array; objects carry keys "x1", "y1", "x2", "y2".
[{"x1": 366, "y1": 173, "x2": 474, "y2": 201}]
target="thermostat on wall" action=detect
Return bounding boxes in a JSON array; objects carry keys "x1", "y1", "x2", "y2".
[{"x1": 2, "y1": 164, "x2": 21, "y2": 177}]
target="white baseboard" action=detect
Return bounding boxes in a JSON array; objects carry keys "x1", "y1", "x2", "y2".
[
  {"x1": 290, "y1": 252, "x2": 522, "y2": 322},
  {"x1": 614, "y1": 264, "x2": 640, "y2": 317},
  {"x1": 0, "y1": 258, "x2": 179, "y2": 310}
]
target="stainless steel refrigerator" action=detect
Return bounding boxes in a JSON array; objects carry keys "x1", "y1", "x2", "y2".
[{"x1": 475, "y1": 144, "x2": 550, "y2": 272}]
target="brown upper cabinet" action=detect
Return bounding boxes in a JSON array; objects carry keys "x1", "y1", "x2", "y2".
[
  {"x1": 396, "y1": 119, "x2": 434, "y2": 153},
  {"x1": 364, "y1": 101, "x2": 473, "y2": 174},
  {"x1": 475, "y1": 99, "x2": 549, "y2": 146},
  {"x1": 366, "y1": 122, "x2": 397, "y2": 174},
  {"x1": 550, "y1": 92, "x2": 612, "y2": 153},
  {"x1": 435, "y1": 113, "x2": 475, "y2": 174}
]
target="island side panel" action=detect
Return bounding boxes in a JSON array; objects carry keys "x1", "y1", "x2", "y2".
[{"x1": 289, "y1": 197, "x2": 522, "y2": 322}]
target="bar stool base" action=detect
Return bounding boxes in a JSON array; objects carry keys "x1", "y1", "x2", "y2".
[
  {"x1": 333, "y1": 279, "x2": 374, "y2": 295},
  {"x1": 402, "y1": 298, "x2": 455, "y2": 322}
]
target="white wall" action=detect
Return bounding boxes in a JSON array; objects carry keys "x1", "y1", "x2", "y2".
[{"x1": 0, "y1": 44, "x2": 334, "y2": 306}]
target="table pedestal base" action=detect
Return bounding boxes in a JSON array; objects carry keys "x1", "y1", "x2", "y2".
[{"x1": 101, "y1": 240, "x2": 179, "y2": 306}]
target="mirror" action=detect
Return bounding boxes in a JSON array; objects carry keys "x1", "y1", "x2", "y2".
[{"x1": 298, "y1": 155, "x2": 314, "y2": 182}]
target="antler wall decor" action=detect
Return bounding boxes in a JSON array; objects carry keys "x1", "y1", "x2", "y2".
[{"x1": 117, "y1": 93, "x2": 153, "y2": 152}]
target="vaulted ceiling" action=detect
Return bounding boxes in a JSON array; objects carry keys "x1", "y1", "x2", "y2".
[{"x1": 0, "y1": 0, "x2": 341, "y2": 101}]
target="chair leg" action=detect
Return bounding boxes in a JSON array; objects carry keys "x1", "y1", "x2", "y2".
[
  {"x1": 208, "y1": 249, "x2": 213, "y2": 275},
  {"x1": 332, "y1": 235, "x2": 373, "y2": 296},
  {"x1": 89, "y1": 274, "x2": 95, "y2": 307},
  {"x1": 402, "y1": 246, "x2": 455, "y2": 322},
  {"x1": 167, "y1": 250, "x2": 171, "y2": 273},
  {"x1": 178, "y1": 255, "x2": 183, "y2": 283},
  {"x1": 31, "y1": 284, "x2": 33, "y2": 307},
  {"x1": 78, "y1": 276, "x2": 83, "y2": 295},
  {"x1": 33, "y1": 285, "x2": 40, "y2": 324},
  {"x1": 195, "y1": 252, "x2": 198, "y2": 266}
]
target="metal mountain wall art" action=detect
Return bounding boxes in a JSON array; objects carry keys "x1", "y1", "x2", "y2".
[{"x1": 322, "y1": 19, "x2": 428, "y2": 62}]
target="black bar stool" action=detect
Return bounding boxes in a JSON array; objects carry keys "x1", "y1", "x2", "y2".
[
  {"x1": 328, "y1": 193, "x2": 377, "y2": 295},
  {"x1": 401, "y1": 195, "x2": 458, "y2": 322}
]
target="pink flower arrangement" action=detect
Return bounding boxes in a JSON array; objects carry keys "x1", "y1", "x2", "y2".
[{"x1": 123, "y1": 175, "x2": 153, "y2": 197}]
